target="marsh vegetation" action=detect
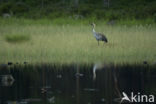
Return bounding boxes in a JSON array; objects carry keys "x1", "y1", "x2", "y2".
[
  {"x1": 0, "y1": 18, "x2": 155, "y2": 64},
  {"x1": 0, "y1": 0, "x2": 156, "y2": 104},
  {"x1": 5, "y1": 34, "x2": 30, "y2": 43}
]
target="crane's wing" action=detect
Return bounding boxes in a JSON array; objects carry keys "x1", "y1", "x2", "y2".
[{"x1": 97, "y1": 33, "x2": 108, "y2": 42}]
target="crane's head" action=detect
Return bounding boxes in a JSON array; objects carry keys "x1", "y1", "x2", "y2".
[{"x1": 90, "y1": 23, "x2": 95, "y2": 28}]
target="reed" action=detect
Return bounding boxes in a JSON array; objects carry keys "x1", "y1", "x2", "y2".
[{"x1": 0, "y1": 18, "x2": 155, "y2": 64}]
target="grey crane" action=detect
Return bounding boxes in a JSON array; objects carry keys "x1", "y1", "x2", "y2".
[{"x1": 91, "y1": 23, "x2": 108, "y2": 46}]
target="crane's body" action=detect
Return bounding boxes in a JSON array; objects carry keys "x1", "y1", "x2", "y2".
[{"x1": 91, "y1": 23, "x2": 108, "y2": 46}]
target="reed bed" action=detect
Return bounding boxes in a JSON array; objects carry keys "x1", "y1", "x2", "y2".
[{"x1": 0, "y1": 18, "x2": 156, "y2": 64}]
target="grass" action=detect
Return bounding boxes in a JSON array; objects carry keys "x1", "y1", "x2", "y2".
[
  {"x1": 5, "y1": 34, "x2": 30, "y2": 43},
  {"x1": 0, "y1": 18, "x2": 156, "y2": 64}
]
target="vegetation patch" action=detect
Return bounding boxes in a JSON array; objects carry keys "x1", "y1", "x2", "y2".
[
  {"x1": 5, "y1": 34, "x2": 30, "y2": 43},
  {"x1": 0, "y1": 19, "x2": 155, "y2": 64}
]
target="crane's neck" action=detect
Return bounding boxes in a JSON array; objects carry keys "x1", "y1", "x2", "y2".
[
  {"x1": 92, "y1": 26, "x2": 97, "y2": 38},
  {"x1": 92, "y1": 27, "x2": 96, "y2": 34}
]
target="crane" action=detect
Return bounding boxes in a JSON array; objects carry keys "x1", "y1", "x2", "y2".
[{"x1": 91, "y1": 23, "x2": 108, "y2": 46}]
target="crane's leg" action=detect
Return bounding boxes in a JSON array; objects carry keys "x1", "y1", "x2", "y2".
[{"x1": 98, "y1": 41, "x2": 99, "y2": 46}]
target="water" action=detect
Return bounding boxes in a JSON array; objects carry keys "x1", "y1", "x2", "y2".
[{"x1": 0, "y1": 64, "x2": 156, "y2": 104}]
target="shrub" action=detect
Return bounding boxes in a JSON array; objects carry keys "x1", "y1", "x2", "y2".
[
  {"x1": 5, "y1": 34, "x2": 30, "y2": 43},
  {"x1": 12, "y1": 2, "x2": 29, "y2": 15},
  {"x1": 0, "y1": 2, "x2": 14, "y2": 15}
]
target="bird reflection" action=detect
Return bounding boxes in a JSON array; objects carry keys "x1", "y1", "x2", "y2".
[
  {"x1": 92, "y1": 63, "x2": 122, "y2": 104},
  {"x1": 93, "y1": 62, "x2": 106, "y2": 81}
]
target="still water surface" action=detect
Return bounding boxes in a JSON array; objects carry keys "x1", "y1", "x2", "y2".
[{"x1": 0, "y1": 64, "x2": 156, "y2": 104}]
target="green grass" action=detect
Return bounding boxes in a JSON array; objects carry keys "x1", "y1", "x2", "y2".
[
  {"x1": 0, "y1": 18, "x2": 156, "y2": 64},
  {"x1": 5, "y1": 34, "x2": 30, "y2": 43}
]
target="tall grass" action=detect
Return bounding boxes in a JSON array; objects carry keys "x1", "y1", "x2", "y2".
[
  {"x1": 5, "y1": 34, "x2": 30, "y2": 43},
  {"x1": 0, "y1": 18, "x2": 156, "y2": 64}
]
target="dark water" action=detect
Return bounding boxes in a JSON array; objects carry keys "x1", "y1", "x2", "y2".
[{"x1": 0, "y1": 64, "x2": 156, "y2": 104}]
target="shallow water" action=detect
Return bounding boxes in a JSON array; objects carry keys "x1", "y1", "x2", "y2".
[{"x1": 0, "y1": 64, "x2": 156, "y2": 104}]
